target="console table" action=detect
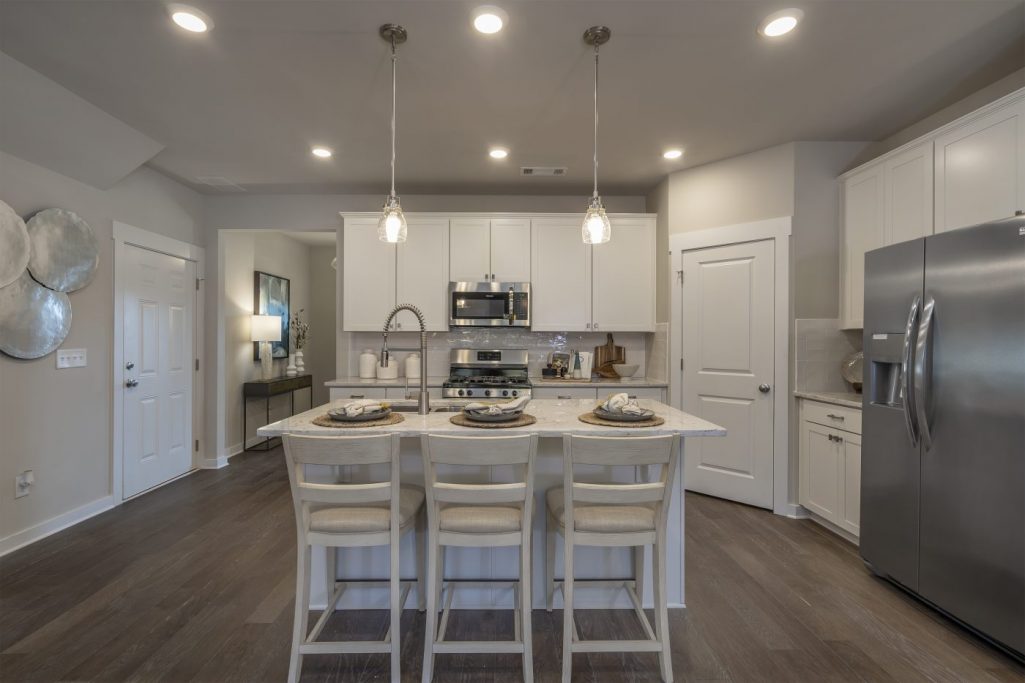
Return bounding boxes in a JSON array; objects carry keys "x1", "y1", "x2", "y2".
[{"x1": 243, "y1": 374, "x2": 313, "y2": 452}]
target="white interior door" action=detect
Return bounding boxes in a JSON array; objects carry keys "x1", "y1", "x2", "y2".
[
  {"x1": 681, "y1": 239, "x2": 774, "y2": 509},
  {"x1": 123, "y1": 243, "x2": 194, "y2": 498}
]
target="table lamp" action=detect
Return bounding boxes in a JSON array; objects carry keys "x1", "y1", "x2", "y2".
[{"x1": 251, "y1": 314, "x2": 281, "y2": 379}]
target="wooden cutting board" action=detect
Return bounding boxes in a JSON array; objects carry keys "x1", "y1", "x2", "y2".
[{"x1": 594, "y1": 333, "x2": 625, "y2": 378}]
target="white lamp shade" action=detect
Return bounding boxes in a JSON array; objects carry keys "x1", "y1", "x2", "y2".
[{"x1": 251, "y1": 315, "x2": 282, "y2": 342}]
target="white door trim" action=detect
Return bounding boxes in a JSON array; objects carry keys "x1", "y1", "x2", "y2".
[
  {"x1": 669, "y1": 216, "x2": 795, "y2": 517},
  {"x1": 112, "y1": 222, "x2": 206, "y2": 503}
]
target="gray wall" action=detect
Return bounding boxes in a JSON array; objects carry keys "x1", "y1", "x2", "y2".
[
  {"x1": 0, "y1": 151, "x2": 204, "y2": 545},
  {"x1": 306, "y1": 245, "x2": 337, "y2": 407}
]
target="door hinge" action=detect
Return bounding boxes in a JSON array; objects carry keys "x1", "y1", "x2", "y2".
[
  {"x1": 195, "y1": 277, "x2": 201, "y2": 291},
  {"x1": 195, "y1": 358, "x2": 200, "y2": 371},
  {"x1": 194, "y1": 439, "x2": 199, "y2": 452},
  {"x1": 680, "y1": 358, "x2": 685, "y2": 371},
  {"x1": 676, "y1": 270, "x2": 684, "y2": 285}
]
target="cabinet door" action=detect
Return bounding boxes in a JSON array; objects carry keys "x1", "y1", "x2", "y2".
[
  {"x1": 839, "y1": 433, "x2": 862, "y2": 537},
  {"x1": 841, "y1": 165, "x2": 885, "y2": 329},
  {"x1": 396, "y1": 218, "x2": 449, "y2": 332},
  {"x1": 592, "y1": 217, "x2": 656, "y2": 332},
  {"x1": 490, "y1": 218, "x2": 531, "y2": 281},
  {"x1": 934, "y1": 100, "x2": 1025, "y2": 233},
  {"x1": 342, "y1": 218, "x2": 395, "y2": 331},
  {"x1": 885, "y1": 142, "x2": 933, "y2": 245},
  {"x1": 531, "y1": 387, "x2": 598, "y2": 400},
  {"x1": 531, "y1": 219, "x2": 592, "y2": 332},
  {"x1": 449, "y1": 218, "x2": 490, "y2": 282},
  {"x1": 799, "y1": 419, "x2": 841, "y2": 522}
]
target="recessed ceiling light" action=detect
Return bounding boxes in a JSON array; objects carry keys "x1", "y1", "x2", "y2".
[
  {"x1": 758, "y1": 8, "x2": 803, "y2": 37},
  {"x1": 473, "y1": 6, "x2": 508, "y2": 34},
  {"x1": 663, "y1": 149, "x2": 683, "y2": 160},
  {"x1": 311, "y1": 146, "x2": 333, "y2": 159},
  {"x1": 489, "y1": 147, "x2": 509, "y2": 159},
  {"x1": 169, "y1": 4, "x2": 212, "y2": 33}
]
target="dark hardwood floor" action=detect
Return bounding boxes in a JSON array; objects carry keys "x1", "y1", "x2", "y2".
[{"x1": 2, "y1": 447, "x2": 1021, "y2": 682}]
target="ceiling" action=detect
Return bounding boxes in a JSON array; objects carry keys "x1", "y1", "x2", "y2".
[{"x1": 1, "y1": 1, "x2": 1022, "y2": 195}]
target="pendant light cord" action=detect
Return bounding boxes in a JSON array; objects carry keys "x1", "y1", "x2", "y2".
[
  {"x1": 387, "y1": 35, "x2": 395, "y2": 196},
  {"x1": 592, "y1": 43, "x2": 599, "y2": 199}
]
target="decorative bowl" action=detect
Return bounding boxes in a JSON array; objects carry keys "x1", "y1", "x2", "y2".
[
  {"x1": 463, "y1": 409, "x2": 521, "y2": 423},
  {"x1": 327, "y1": 407, "x2": 391, "y2": 422},
  {"x1": 593, "y1": 406, "x2": 654, "y2": 422},
  {"x1": 841, "y1": 351, "x2": 864, "y2": 393},
  {"x1": 612, "y1": 363, "x2": 639, "y2": 378}
]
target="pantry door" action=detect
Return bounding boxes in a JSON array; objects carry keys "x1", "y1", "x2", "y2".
[
  {"x1": 680, "y1": 239, "x2": 775, "y2": 509},
  {"x1": 122, "y1": 243, "x2": 195, "y2": 498}
]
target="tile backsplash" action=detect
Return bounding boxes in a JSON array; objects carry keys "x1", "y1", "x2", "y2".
[
  {"x1": 794, "y1": 319, "x2": 862, "y2": 393},
  {"x1": 345, "y1": 329, "x2": 652, "y2": 378}
]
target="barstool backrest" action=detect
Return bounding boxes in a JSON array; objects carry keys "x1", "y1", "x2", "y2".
[
  {"x1": 283, "y1": 433, "x2": 401, "y2": 534},
  {"x1": 420, "y1": 433, "x2": 538, "y2": 507}
]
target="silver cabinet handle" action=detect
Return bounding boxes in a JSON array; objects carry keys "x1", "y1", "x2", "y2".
[
  {"x1": 585, "y1": 323, "x2": 591, "y2": 329},
  {"x1": 491, "y1": 273, "x2": 495, "y2": 280},
  {"x1": 914, "y1": 296, "x2": 935, "y2": 450},
  {"x1": 593, "y1": 322, "x2": 599, "y2": 330},
  {"x1": 349, "y1": 394, "x2": 365, "y2": 399},
  {"x1": 758, "y1": 384, "x2": 771, "y2": 393},
  {"x1": 484, "y1": 273, "x2": 488, "y2": 281},
  {"x1": 900, "y1": 295, "x2": 921, "y2": 446},
  {"x1": 826, "y1": 413, "x2": 845, "y2": 421},
  {"x1": 557, "y1": 395, "x2": 573, "y2": 400}
]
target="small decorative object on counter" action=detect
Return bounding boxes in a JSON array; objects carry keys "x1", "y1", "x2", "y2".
[
  {"x1": 359, "y1": 348, "x2": 378, "y2": 378},
  {"x1": 841, "y1": 351, "x2": 864, "y2": 393},
  {"x1": 295, "y1": 350, "x2": 305, "y2": 374},
  {"x1": 594, "y1": 333, "x2": 625, "y2": 378},
  {"x1": 377, "y1": 356, "x2": 399, "y2": 380},
  {"x1": 286, "y1": 353, "x2": 298, "y2": 377},
  {"x1": 289, "y1": 309, "x2": 308, "y2": 374},
  {"x1": 405, "y1": 352, "x2": 421, "y2": 379}
]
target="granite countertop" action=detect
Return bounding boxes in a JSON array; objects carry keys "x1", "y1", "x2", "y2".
[
  {"x1": 326, "y1": 376, "x2": 668, "y2": 388},
  {"x1": 794, "y1": 391, "x2": 863, "y2": 409},
  {"x1": 258, "y1": 398, "x2": 724, "y2": 438}
]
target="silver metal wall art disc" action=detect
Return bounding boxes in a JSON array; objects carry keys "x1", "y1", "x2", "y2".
[
  {"x1": 26, "y1": 208, "x2": 99, "y2": 292},
  {"x1": 0, "y1": 199, "x2": 30, "y2": 288},
  {"x1": 0, "y1": 270, "x2": 72, "y2": 359}
]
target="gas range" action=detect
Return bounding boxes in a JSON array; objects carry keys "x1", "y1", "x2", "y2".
[{"x1": 441, "y1": 349, "x2": 533, "y2": 399}]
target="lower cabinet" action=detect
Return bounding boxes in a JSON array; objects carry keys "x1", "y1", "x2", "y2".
[{"x1": 798, "y1": 399, "x2": 862, "y2": 538}]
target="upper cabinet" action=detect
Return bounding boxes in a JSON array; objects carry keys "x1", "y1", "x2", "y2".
[
  {"x1": 449, "y1": 217, "x2": 530, "y2": 282},
  {"x1": 342, "y1": 217, "x2": 396, "y2": 332},
  {"x1": 531, "y1": 218, "x2": 593, "y2": 332},
  {"x1": 934, "y1": 99, "x2": 1025, "y2": 233},
  {"x1": 840, "y1": 89, "x2": 1025, "y2": 329},
  {"x1": 592, "y1": 217, "x2": 656, "y2": 332},
  {"x1": 396, "y1": 218, "x2": 449, "y2": 332}
]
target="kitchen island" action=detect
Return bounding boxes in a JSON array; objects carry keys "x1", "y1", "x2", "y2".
[{"x1": 258, "y1": 398, "x2": 724, "y2": 611}]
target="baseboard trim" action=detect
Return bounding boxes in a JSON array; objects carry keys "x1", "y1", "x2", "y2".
[
  {"x1": 0, "y1": 495, "x2": 115, "y2": 558},
  {"x1": 202, "y1": 455, "x2": 230, "y2": 469},
  {"x1": 778, "y1": 502, "x2": 808, "y2": 519}
]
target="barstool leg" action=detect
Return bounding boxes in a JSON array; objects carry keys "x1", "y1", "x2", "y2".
[
  {"x1": 416, "y1": 509, "x2": 427, "y2": 612},
  {"x1": 561, "y1": 538, "x2": 574, "y2": 683},
  {"x1": 546, "y1": 510, "x2": 556, "y2": 612},
  {"x1": 653, "y1": 530, "x2": 673, "y2": 683},
  {"x1": 325, "y1": 546, "x2": 337, "y2": 611},
  {"x1": 633, "y1": 545, "x2": 646, "y2": 607},
  {"x1": 520, "y1": 538, "x2": 534, "y2": 683},
  {"x1": 422, "y1": 530, "x2": 439, "y2": 683},
  {"x1": 390, "y1": 530, "x2": 401, "y2": 683},
  {"x1": 288, "y1": 544, "x2": 312, "y2": 683}
]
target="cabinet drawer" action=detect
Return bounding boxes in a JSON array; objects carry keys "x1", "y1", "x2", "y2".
[
  {"x1": 801, "y1": 400, "x2": 862, "y2": 434},
  {"x1": 532, "y1": 387, "x2": 598, "y2": 400},
  {"x1": 329, "y1": 387, "x2": 388, "y2": 402},
  {"x1": 599, "y1": 387, "x2": 664, "y2": 402}
]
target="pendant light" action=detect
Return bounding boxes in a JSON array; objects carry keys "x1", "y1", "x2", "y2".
[
  {"x1": 582, "y1": 26, "x2": 611, "y2": 244},
  {"x1": 378, "y1": 24, "x2": 408, "y2": 243}
]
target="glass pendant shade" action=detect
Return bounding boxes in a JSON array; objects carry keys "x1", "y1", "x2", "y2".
[
  {"x1": 582, "y1": 196, "x2": 611, "y2": 244},
  {"x1": 378, "y1": 195, "x2": 407, "y2": 243}
]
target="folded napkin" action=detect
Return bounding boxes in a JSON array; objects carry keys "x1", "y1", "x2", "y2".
[
  {"x1": 340, "y1": 398, "x2": 385, "y2": 417},
  {"x1": 464, "y1": 395, "x2": 531, "y2": 415},
  {"x1": 600, "y1": 392, "x2": 645, "y2": 415}
]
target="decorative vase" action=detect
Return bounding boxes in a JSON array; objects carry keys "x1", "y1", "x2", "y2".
[
  {"x1": 295, "y1": 350, "x2": 305, "y2": 373},
  {"x1": 285, "y1": 353, "x2": 297, "y2": 377}
]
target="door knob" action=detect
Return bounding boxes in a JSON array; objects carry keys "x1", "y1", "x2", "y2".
[
  {"x1": 125, "y1": 379, "x2": 138, "y2": 388},
  {"x1": 758, "y1": 383, "x2": 771, "y2": 393},
  {"x1": 126, "y1": 361, "x2": 135, "y2": 370}
]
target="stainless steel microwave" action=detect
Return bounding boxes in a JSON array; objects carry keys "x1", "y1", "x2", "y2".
[{"x1": 449, "y1": 282, "x2": 530, "y2": 327}]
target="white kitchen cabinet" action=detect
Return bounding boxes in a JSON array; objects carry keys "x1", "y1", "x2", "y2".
[
  {"x1": 592, "y1": 217, "x2": 655, "y2": 332},
  {"x1": 531, "y1": 387, "x2": 597, "y2": 400},
  {"x1": 342, "y1": 218, "x2": 396, "y2": 332},
  {"x1": 798, "y1": 398, "x2": 862, "y2": 539},
  {"x1": 934, "y1": 99, "x2": 1025, "y2": 233},
  {"x1": 840, "y1": 165, "x2": 884, "y2": 329},
  {"x1": 449, "y1": 217, "x2": 530, "y2": 282},
  {"x1": 396, "y1": 218, "x2": 449, "y2": 331},
  {"x1": 884, "y1": 142, "x2": 933, "y2": 246},
  {"x1": 329, "y1": 387, "x2": 388, "y2": 402},
  {"x1": 531, "y1": 218, "x2": 593, "y2": 332}
]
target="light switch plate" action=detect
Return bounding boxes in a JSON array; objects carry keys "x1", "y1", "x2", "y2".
[{"x1": 56, "y1": 348, "x2": 87, "y2": 369}]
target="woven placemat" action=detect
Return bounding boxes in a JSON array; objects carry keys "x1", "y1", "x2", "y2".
[
  {"x1": 449, "y1": 413, "x2": 537, "y2": 429},
  {"x1": 578, "y1": 412, "x2": 665, "y2": 428},
  {"x1": 311, "y1": 412, "x2": 405, "y2": 428}
]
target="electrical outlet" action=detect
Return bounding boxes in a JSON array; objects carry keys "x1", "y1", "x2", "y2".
[
  {"x1": 15, "y1": 470, "x2": 33, "y2": 499},
  {"x1": 56, "y1": 348, "x2": 87, "y2": 369}
]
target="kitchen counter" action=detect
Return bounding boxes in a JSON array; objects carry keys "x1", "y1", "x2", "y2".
[
  {"x1": 259, "y1": 398, "x2": 723, "y2": 612},
  {"x1": 325, "y1": 376, "x2": 668, "y2": 388},
  {"x1": 794, "y1": 391, "x2": 863, "y2": 409},
  {"x1": 325, "y1": 376, "x2": 450, "y2": 387}
]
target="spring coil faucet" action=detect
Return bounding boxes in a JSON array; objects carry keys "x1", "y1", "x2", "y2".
[{"x1": 381, "y1": 304, "x2": 430, "y2": 414}]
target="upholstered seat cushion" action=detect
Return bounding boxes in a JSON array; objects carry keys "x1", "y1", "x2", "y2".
[
  {"x1": 438, "y1": 505, "x2": 522, "y2": 534},
  {"x1": 546, "y1": 488, "x2": 656, "y2": 533},
  {"x1": 309, "y1": 485, "x2": 424, "y2": 534}
]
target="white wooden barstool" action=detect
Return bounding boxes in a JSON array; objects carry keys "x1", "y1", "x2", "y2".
[
  {"x1": 283, "y1": 433, "x2": 426, "y2": 683},
  {"x1": 546, "y1": 433, "x2": 680, "y2": 683},
  {"x1": 420, "y1": 433, "x2": 538, "y2": 683}
]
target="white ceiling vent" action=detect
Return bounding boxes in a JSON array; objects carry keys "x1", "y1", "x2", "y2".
[
  {"x1": 195, "y1": 176, "x2": 247, "y2": 192},
  {"x1": 520, "y1": 166, "x2": 567, "y2": 177}
]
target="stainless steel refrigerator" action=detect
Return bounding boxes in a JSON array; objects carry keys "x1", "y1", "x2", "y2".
[{"x1": 861, "y1": 216, "x2": 1024, "y2": 660}]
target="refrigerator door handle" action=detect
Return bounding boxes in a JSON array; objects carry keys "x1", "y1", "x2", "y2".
[
  {"x1": 901, "y1": 296, "x2": 921, "y2": 446},
  {"x1": 914, "y1": 296, "x2": 936, "y2": 451}
]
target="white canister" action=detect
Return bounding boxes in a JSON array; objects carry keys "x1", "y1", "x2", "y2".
[
  {"x1": 359, "y1": 349, "x2": 378, "y2": 379},
  {"x1": 376, "y1": 357, "x2": 399, "y2": 380},
  {"x1": 405, "y1": 353, "x2": 421, "y2": 379}
]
